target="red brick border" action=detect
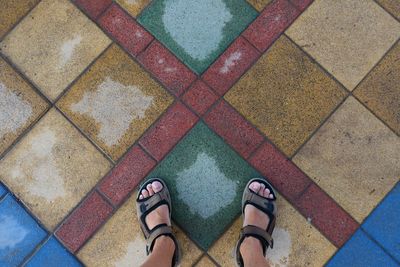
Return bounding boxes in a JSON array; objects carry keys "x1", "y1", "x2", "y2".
[{"x1": 58, "y1": 0, "x2": 359, "y2": 254}]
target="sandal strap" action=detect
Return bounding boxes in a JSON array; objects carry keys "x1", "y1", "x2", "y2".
[
  {"x1": 147, "y1": 224, "x2": 173, "y2": 252},
  {"x1": 241, "y1": 225, "x2": 274, "y2": 249}
]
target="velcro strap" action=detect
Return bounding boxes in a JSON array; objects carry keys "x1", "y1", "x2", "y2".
[
  {"x1": 140, "y1": 189, "x2": 170, "y2": 215},
  {"x1": 241, "y1": 225, "x2": 274, "y2": 249},
  {"x1": 147, "y1": 225, "x2": 173, "y2": 253}
]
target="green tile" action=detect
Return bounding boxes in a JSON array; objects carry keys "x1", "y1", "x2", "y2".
[
  {"x1": 144, "y1": 122, "x2": 260, "y2": 250},
  {"x1": 138, "y1": 0, "x2": 257, "y2": 74}
]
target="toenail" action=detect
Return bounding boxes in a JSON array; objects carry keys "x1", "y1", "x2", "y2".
[{"x1": 153, "y1": 182, "x2": 162, "y2": 190}]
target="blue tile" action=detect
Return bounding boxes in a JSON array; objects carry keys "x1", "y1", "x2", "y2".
[
  {"x1": 0, "y1": 183, "x2": 7, "y2": 199},
  {"x1": 326, "y1": 230, "x2": 398, "y2": 267},
  {"x1": 362, "y1": 183, "x2": 400, "y2": 261},
  {"x1": 0, "y1": 195, "x2": 47, "y2": 267},
  {"x1": 26, "y1": 237, "x2": 82, "y2": 267}
]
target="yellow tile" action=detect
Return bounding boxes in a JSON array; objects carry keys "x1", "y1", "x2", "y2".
[
  {"x1": 116, "y1": 0, "x2": 151, "y2": 17},
  {"x1": 286, "y1": 0, "x2": 400, "y2": 90},
  {"x1": 0, "y1": 108, "x2": 111, "y2": 230},
  {"x1": 0, "y1": 58, "x2": 48, "y2": 155},
  {"x1": 209, "y1": 196, "x2": 336, "y2": 266},
  {"x1": 78, "y1": 193, "x2": 202, "y2": 267},
  {"x1": 0, "y1": 0, "x2": 111, "y2": 100},
  {"x1": 196, "y1": 255, "x2": 217, "y2": 267},
  {"x1": 0, "y1": 0, "x2": 39, "y2": 37},
  {"x1": 225, "y1": 36, "x2": 346, "y2": 156},
  {"x1": 246, "y1": 0, "x2": 272, "y2": 12},
  {"x1": 57, "y1": 44, "x2": 173, "y2": 160},
  {"x1": 293, "y1": 97, "x2": 400, "y2": 222}
]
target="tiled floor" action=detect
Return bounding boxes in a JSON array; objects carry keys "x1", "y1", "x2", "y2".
[{"x1": 0, "y1": 0, "x2": 399, "y2": 266}]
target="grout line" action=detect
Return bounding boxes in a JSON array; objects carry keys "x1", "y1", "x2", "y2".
[
  {"x1": 373, "y1": 0, "x2": 400, "y2": 24},
  {"x1": 205, "y1": 253, "x2": 222, "y2": 267},
  {"x1": 20, "y1": 234, "x2": 52, "y2": 267}
]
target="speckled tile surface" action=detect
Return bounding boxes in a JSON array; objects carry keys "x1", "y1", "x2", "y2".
[
  {"x1": 246, "y1": 0, "x2": 272, "y2": 11},
  {"x1": 0, "y1": 109, "x2": 112, "y2": 230},
  {"x1": 377, "y1": 0, "x2": 400, "y2": 20},
  {"x1": 116, "y1": 0, "x2": 151, "y2": 17},
  {"x1": 286, "y1": 0, "x2": 400, "y2": 90},
  {"x1": 58, "y1": 44, "x2": 173, "y2": 160},
  {"x1": 0, "y1": 0, "x2": 111, "y2": 100},
  {"x1": 0, "y1": 58, "x2": 48, "y2": 156},
  {"x1": 225, "y1": 36, "x2": 347, "y2": 156},
  {"x1": 138, "y1": 0, "x2": 258, "y2": 73},
  {"x1": 293, "y1": 97, "x2": 400, "y2": 223}
]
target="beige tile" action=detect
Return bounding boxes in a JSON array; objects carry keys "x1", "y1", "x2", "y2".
[
  {"x1": 0, "y1": 0, "x2": 111, "y2": 101},
  {"x1": 116, "y1": 0, "x2": 151, "y2": 17},
  {"x1": 354, "y1": 43, "x2": 400, "y2": 135},
  {"x1": 209, "y1": 196, "x2": 336, "y2": 267},
  {"x1": 196, "y1": 255, "x2": 217, "y2": 267},
  {"x1": 286, "y1": 0, "x2": 400, "y2": 90},
  {"x1": 57, "y1": 44, "x2": 173, "y2": 160},
  {"x1": 78, "y1": 193, "x2": 202, "y2": 267},
  {"x1": 0, "y1": 108, "x2": 111, "y2": 230},
  {"x1": 377, "y1": 0, "x2": 400, "y2": 20},
  {"x1": 246, "y1": 0, "x2": 272, "y2": 12},
  {"x1": 0, "y1": 58, "x2": 48, "y2": 155},
  {"x1": 293, "y1": 97, "x2": 400, "y2": 222},
  {"x1": 225, "y1": 36, "x2": 346, "y2": 156},
  {"x1": 0, "y1": 0, "x2": 39, "y2": 37}
]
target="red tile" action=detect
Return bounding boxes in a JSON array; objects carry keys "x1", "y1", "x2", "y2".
[
  {"x1": 137, "y1": 41, "x2": 197, "y2": 96},
  {"x1": 295, "y1": 184, "x2": 359, "y2": 247},
  {"x1": 182, "y1": 80, "x2": 219, "y2": 116},
  {"x1": 74, "y1": 0, "x2": 111, "y2": 19},
  {"x1": 249, "y1": 141, "x2": 311, "y2": 200},
  {"x1": 243, "y1": 0, "x2": 300, "y2": 52},
  {"x1": 98, "y1": 4, "x2": 153, "y2": 56},
  {"x1": 55, "y1": 192, "x2": 113, "y2": 253},
  {"x1": 290, "y1": 0, "x2": 314, "y2": 11},
  {"x1": 204, "y1": 100, "x2": 264, "y2": 159},
  {"x1": 99, "y1": 145, "x2": 156, "y2": 205},
  {"x1": 202, "y1": 36, "x2": 260, "y2": 95},
  {"x1": 139, "y1": 102, "x2": 198, "y2": 161}
]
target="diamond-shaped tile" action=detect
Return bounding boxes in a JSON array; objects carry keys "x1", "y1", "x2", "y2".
[
  {"x1": 0, "y1": 0, "x2": 111, "y2": 101},
  {"x1": 209, "y1": 194, "x2": 336, "y2": 266},
  {"x1": 137, "y1": 0, "x2": 257, "y2": 74},
  {"x1": 57, "y1": 44, "x2": 173, "y2": 161},
  {"x1": 286, "y1": 0, "x2": 400, "y2": 90},
  {"x1": 145, "y1": 122, "x2": 260, "y2": 250},
  {"x1": 0, "y1": 58, "x2": 48, "y2": 156},
  {"x1": 116, "y1": 0, "x2": 151, "y2": 17},
  {"x1": 0, "y1": 194, "x2": 47, "y2": 266},
  {"x1": 77, "y1": 193, "x2": 202, "y2": 267},
  {"x1": 225, "y1": 36, "x2": 346, "y2": 156},
  {"x1": 246, "y1": 0, "x2": 272, "y2": 11},
  {"x1": 0, "y1": 109, "x2": 112, "y2": 230},
  {"x1": 293, "y1": 97, "x2": 400, "y2": 223},
  {"x1": 354, "y1": 42, "x2": 400, "y2": 135},
  {"x1": 0, "y1": 0, "x2": 39, "y2": 38},
  {"x1": 196, "y1": 255, "x2": 217, "y2": 267}
]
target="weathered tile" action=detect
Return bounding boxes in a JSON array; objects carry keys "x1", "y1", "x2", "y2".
[
  {"x1": 354, "y1": 43, "x2": 400, "y2": 135},
  {"x1": 145, "y1": 122, "x2": 261, "y2": 250},
  {"x1": 77, "y1": 194, "x2": 202, "y2": 267},
  {"x1": 182, "y1": 80, "x2": 219, "y2": 116},
  {"x1": 326, "y1": 230, "x2": 398, "y2": 267},
  {"x1": 58, "y1": 44, "x2": 173, "y2": 160},
  {"x1": 209, "y1": 195, "x2": 336, "y2": 266},
  {"x1": 26, "y1": 237, "x2": 82, "y2": 267},
  {"x1": 0, "y1": 58, "x2": 48, "y2": 156},
  {"x1": 0, "y1": 0, "x2": 111, "y2": 101},
  {"x1": 202, "y1": 36, "x2": 260, "y2": 95},
  {"x1": 0, "y1": 194, "x2": 47, "y2": 266},
  {"x1": 243, "y1": 0, "x2": 300, "y2": 52},
  {"x1": 138, "y1": 0, "x2": 258, "y2": 74},
  {"x1": 98, "y1": 4, "x2": 153, "y2": 57},
  {"x1": 0, "y1": 0, "x2": 39, "y2": 38},
  {"x1": 377, "y1": 0, "x2": 400, "y2": 20},
  {"x1": 204, "y1": 100, "x2": 264, "y2": 159},
  {"x1": 286, "y1": 0, "x2": 400, "y2": 90},
  {"x1": 362, "y1": 183, "x2": 400, "y2": 261},
  {"x1": 74, "y1": 0, "x2": 111, "y2": 19},
  {"x1": 116, "y1": 0, "x2": 151, "y2": 17},
  {"x1": 225, "y1": 36, "x2": 346, "y2": 156},
  {"x1": 293, "y1": 97, "x2": 400, "y2": 223},
  {"x1": 0, "y1": 109, "x2": 112, "y2": 230},
  {"x1": 56, "y1": 191, "x2": 113, "y2": 253},
  {"x1": 196, "y1": 255, "x2": 217, "y2": 267},
  {"x1": 246, "y1": 0, "x2": 272, "y2": 11}
]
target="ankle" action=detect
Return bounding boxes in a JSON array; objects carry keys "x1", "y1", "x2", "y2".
[
  {"x1": 240, "y1": 237, "x2": 265, "y2": 263},
  {"x1": 153, "y1": 235, "x2": 175, "y2": 254}
]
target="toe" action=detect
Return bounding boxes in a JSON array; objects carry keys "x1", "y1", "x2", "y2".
[
  {"x1": 269, "y1": 193, "x2": 274, "y2": 199},
  {"x1": 249, "y1": 182, "x2": 261, "y2": 193},
  {"x1": 264, "y1": 188, "x2": 270, "y2": 198},
  {"x1": 147, "y1": 184, "x2": 155, "y2": 195},
  {"x1": 139, "y1": 195, "x2": 143, "y2": 200},
  {"x1": 141, "y1": 189, "x2": 149, "y2": 198},
  {"x1": 259, "y1": 183, "x2": 265, "y2": 196},
  {"x1": 152, "y1": 181, "x2": 163, "y2": 193}
]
